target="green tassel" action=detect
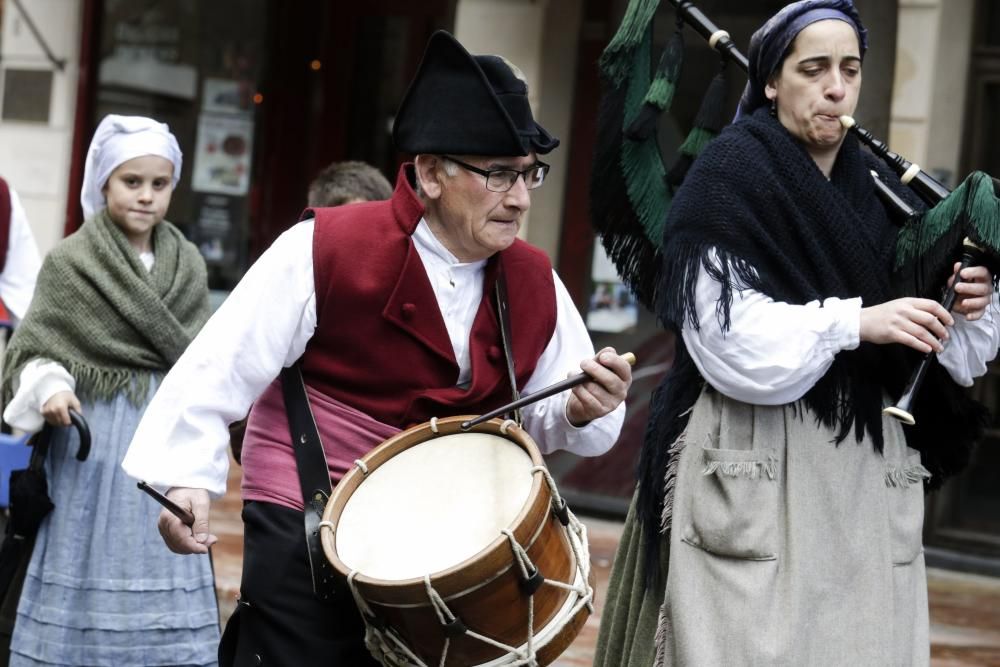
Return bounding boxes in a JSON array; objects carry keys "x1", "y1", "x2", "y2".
[
  {"x1": 895, "y1": 179, "x2": 968, "y2": 267},
  {"x1": 892, "y1": 171, "x2": 1000, "y2": 302},
  {"x1": 895, "y1": 171, "x2": 1000, "y2": 269},
  {"x1": 967, "y1": 171, "x2": 1000, "y2": 252},
  {"x1": 622, "y1": 31, "x2": 670, "y2": 245},
  {"x1": 625, "y1": 29, "x2": 685, "y2": 141},
  {"x1": 645, "y1": 29, "x2": 684, "y2": 110},
  {"x1": 600, "y1": 0, "x2": 662, "y2": 86},
  {"x1": 591, "y1": 0, "x2": 679, "y2": 307},
  {"x1": 666, "y1": 67, "x2": 731, "y2": 188},
  {"x1": 623, "y1": 138, "x2": 670, "y2": 244},
  {"x1": 588, "y1": 13, "x2": 669, "y2": 309},
  {"x1": 645, "y1": 76, "x2": 675, "y2": 110},
  {"x1": 678, "y1": 127, "x2": 716, "y2": 157}
]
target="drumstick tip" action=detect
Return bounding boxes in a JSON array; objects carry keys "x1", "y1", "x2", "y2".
[
  {"x1": 839, "y1": 115, "x2": 856, "y2": 129},
  {"x1": 622, "y1": 352, "x2": 637, "y2": 366}
]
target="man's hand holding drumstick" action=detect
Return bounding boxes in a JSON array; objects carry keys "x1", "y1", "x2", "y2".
[
  {"x1": 463, "y1": 348, "x2": 635, "y2": 430},
  {"x1": 153, "y1": 487, "x2": 217, "y2": 555},
  {"x1": 566, "y1": 347, "x2": 634, "y2": 427}
]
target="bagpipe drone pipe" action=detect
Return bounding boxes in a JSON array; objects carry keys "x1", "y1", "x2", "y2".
[{"x1": 590, "y1": 0, "x2": 1000, "y2": 425}]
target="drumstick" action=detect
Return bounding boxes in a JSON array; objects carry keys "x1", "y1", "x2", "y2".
[
  {"x1": 461, "y1": 352, "x2": 636, "y2": 430},
  {"x1": 137, "y1": 481, "x2": 195, "y2": 527}
]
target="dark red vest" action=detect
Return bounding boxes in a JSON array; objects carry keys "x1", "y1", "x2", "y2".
[
  {"x1": 0, "y1": 177, "x2": 11, "y2": 274},
  {"x1": 300, "y1": 164, "x2": 557, "y2": 428}
]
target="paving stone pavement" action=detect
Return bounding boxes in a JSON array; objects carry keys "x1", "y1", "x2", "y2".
[{"x1": 209, "y1": 457, "x2": 1000, "y2": 666}]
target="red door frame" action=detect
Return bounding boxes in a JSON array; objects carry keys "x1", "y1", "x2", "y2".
[{"x1": 63, "y1": 0, "x2": 100, "y2": 236}]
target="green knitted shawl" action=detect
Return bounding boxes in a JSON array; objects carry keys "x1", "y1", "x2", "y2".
[{"x1": 2, "y1": 209, "x2": 210, "y2": 406}]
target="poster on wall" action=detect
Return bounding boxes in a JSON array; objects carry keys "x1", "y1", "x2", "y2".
[
  {"x1": 192, "y1": 193, "x2": 237, "y2": 263},
  {"x1": 586, "y1": 244, "x2": 638, "y2": 333},
  {"x1": 201, "y1": 77, "x2": 252, "y2": 115},
  {"x1": 191, "y1": 113, "x2": 254, "y2": 196},
  {"x1": 190, "y1": 192, "x2": 248, "y2": 290}
]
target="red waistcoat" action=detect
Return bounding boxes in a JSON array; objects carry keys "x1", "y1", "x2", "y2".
[
  {"x1": 0, "y1": 177, "x2": 11, "y2": 274},
  {"x1": 299, "y1": 164, "x2": 557, "y2": 428}
]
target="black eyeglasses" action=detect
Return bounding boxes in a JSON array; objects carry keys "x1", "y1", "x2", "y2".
[{"x1": 443, "y1": 156, "x2": 550, "y2": 192}]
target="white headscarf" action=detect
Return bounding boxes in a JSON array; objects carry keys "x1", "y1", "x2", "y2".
[{"x1": 80, "y1": 115, "x2": 183, "y2": 219}]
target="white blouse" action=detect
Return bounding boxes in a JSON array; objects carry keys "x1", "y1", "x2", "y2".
[
  {"x1": 683, "y1": 250, "x2": 1000, "y2": 405},
  {"x1": 120, "y1": 219, "x2": 625, "y2": 498}
]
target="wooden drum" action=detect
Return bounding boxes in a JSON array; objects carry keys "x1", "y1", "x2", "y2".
[{"x1": 319, "y1": 415, "x2": 594, "y2": 666}]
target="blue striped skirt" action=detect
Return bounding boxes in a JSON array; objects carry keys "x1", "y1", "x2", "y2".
[{"x1": 10, "y1": 387, "x2": 219, "y2": 666}]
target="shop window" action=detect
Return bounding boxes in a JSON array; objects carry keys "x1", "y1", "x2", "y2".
[{"x1": 1, "y1": 68, "x2": 53, "y2": 123}]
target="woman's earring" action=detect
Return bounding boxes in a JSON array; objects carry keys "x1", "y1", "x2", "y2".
[{"x1": 770, "y1": 98, "x2": 777, "y2": 117}]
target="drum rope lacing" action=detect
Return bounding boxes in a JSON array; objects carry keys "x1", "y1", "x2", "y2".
[
  {"x1": 343, "y1": 455, "x2": 595, "y2": 666},
  {"x1": 530, "y1": 466, "x2": 594, "y2": 615},
  {"x1": 346, "y1": 571, "x2": 430, "y2": 666}
]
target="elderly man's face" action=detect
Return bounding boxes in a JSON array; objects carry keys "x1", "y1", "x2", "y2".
[{"x1": 418, "y1": 154, "x2": 536, "y2": 262}]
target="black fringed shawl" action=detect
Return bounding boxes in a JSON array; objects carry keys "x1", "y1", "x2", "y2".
[{"x1": 636, "y1": 107, "x2": 988, "y2": 583}]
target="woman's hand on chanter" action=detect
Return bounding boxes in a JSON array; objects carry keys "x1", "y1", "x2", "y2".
[
  {"x1": 41, "y1": 390, "x2": 82, "y2": 427},
  {"x1": 860, "y1": 297, "x2": 953, "y2": 354},
  {"x1": 158, "y1": 487, "x2": 217, "y2": 555},
  {"x1": 948, "y1": 263, "x2": 994, "y2": 321}
]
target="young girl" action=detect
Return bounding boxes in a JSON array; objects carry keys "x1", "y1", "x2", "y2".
[{"x1": 2, "y1": 115, "x2": 218, "y2": 666}]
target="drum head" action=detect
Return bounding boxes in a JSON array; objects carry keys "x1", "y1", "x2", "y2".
[{"x1": 336, "y1": 431, "x2": 534, "y2": 581}]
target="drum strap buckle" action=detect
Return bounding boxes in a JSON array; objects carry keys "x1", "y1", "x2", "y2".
[{"x1": 281, "y1": 363, "x2": 340, "y2": 600}]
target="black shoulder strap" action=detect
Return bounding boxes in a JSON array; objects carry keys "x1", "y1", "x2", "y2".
[
  {"x1": 494, "y1": 267, "x2": 522, "y2": 425},
  {"x1": 279, "y1": 363, "x2": 337, "y2": 599}
]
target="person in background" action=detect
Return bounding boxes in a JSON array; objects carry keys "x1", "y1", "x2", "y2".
[
  {"x1": 0, "y1": 178, "x2": 42, "y2": 392},
  {"x1": 595, "y1": 2, "x2": 998, "y2": 666},
  {"x1": 123, "y1": 31, "x2": 631, "y2": 666},
  {"x1": 0, "y1": 178, "x2": 41, "y2": 328},
  {"x1": 1, "y1": 115, "x2": 218, "y2": 666},
  {"x1": 228, "y1": 159, "x2": 393, "y2": 464},
  {"x1": 306, "y1": 159, "x2": 393, "y2": 208}
]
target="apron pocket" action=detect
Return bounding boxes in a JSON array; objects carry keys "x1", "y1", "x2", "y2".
[
  {"x1": 681, "y1": 446, "x2": 779, "y2": 560},
  {"x1": 885, "y1": 451, "x2": 930, "y2": 566}
]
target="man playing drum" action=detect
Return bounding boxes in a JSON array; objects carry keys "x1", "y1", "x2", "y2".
[{"x1": 122, "y1": 30, "x2": 631, "y2": 666}]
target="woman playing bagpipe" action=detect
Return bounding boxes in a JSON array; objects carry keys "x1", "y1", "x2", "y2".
[{"x1": 593, "y1": 1, "x2": 1000, "y2": 665}]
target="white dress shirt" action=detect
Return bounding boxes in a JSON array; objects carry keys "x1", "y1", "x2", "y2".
[
  {"x1": 1, "y1": 185, "x2": 42, "y2": 323},
  {"x1": 121, "y1": 219, "x2": 625, "y2": 498},
  {"x1": 684, "y1": 250, "x2": 1000, "y2": 404}
]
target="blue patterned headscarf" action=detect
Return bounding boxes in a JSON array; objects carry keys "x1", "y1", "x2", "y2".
[{"x1": 735, "y1": 0, "x2": 868, "y2": 118}]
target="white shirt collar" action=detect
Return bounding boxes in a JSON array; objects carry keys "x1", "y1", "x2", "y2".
[{"x1": 412, "y1": 218, "x2": 488, "y2": 272}]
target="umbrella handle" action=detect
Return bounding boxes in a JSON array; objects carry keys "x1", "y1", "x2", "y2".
[
  {"x1": 28, "y1": 409, "x2": 92, "y2": 467},
  {"x1": 68, "y1": 409, "x2": 91, "y2": 462}
]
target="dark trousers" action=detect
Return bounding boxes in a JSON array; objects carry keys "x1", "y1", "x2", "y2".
[{"x1": 218, "y1": 501, "x2": 379, "y2": 667}]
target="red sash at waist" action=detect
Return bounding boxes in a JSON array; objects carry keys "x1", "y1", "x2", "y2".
[{"x1": 240, "y1": 378, "x2": 400, "y2": 511}]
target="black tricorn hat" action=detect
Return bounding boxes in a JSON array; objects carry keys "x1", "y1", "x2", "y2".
[{"x1": 392, "y1": 31, "x2": 559, "y2": 157}]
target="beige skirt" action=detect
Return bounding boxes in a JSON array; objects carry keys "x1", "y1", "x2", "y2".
[{"x1": 597, "y1": 388, "x2": 931, "y2": 667}]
